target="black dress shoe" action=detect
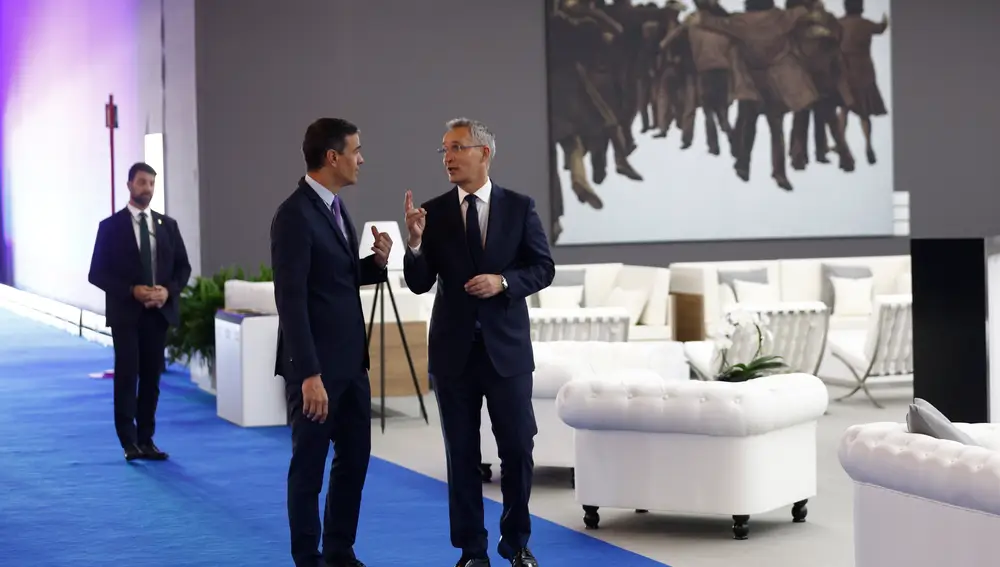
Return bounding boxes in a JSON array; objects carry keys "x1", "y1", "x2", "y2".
[
  {"x1": 123, "y1": 444, "x2": 143, "y2": 461},
  {"x1": 137, "y1": 443, "x2": 169, "y2": 461},
  {"x1": 456, "y1": 556, "x2": 490, "y2": 567},
  {"x1": 510, "y1": 548, "x2": 537, "y2": 567},
  {"x1": 325, "y1": 559, "x2": 365, "y2": 567}
]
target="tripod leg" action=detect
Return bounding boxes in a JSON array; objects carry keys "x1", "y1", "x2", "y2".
[
  {"x1": 385, "y1": 281, "x2": 429, "y2": 423},
  {"x1": 380, "y1": 282, "x2": 386, "y2": 434}
]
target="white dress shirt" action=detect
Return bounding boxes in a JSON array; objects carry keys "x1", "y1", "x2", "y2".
[
  {"x1": 304, "y1": 174, "x2": 347, "y2": 238},
  {"x1": 127, "y1": 203, "x2": 157, "y2": 283},
  {"x1": 410, "y1": 178, "x2": 492, "y2": 255}
]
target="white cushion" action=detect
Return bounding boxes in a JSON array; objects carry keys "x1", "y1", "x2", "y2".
[
  {"x1": 537, "y1": 285, "x2": 584, "y2": 309},
  {"x1": 839, "y1": 422, "x2": 1000, "y2": 516},
  {"x1": 605, "y1": 286, "x2": 647, "y2": 324},
  {"x1": 556, "y1": 373, "x2": 829, "y2": 437},
  {"x1": 830, "y1": 276, "x2": 874, "y2": 316},
  {"x1": 733, "y1": 279, "x2": 780, "y2": 304}
]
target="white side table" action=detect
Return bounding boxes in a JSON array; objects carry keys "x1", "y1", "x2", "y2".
[{"x1": 214, "y1": 310, "x2": 287, "y2": 427}]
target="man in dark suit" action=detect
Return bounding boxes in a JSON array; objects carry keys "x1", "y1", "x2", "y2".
[
  {"x1": 270, "y1": 118, "x2": 392, "y2": 567},
  {"x1": 88, "y1": 162, "x2": 192, "y2": 462},
  {"x1": 403, "y1": 118, "x2": 554, "y2": 567}
]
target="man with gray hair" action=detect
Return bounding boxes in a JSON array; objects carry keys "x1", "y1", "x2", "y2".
[{"x1": 403, "y1": 118, "x2": 554, "y2": 567}]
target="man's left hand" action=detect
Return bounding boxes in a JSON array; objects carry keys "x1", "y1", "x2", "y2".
[
  {"x1": 465, "y1": 274, "x2": 504, "y2": 299},
  {"x1": 145, "y1": 286, "x2": 169, "y2": 309},
  {"x1": 370, "y1": 225, "x2": 393, "y2": 269}
]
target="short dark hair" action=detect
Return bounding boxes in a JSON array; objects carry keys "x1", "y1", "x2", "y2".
[
  {"x1": 844, "y1": 0, "x2": 863, "y2": 15},
  {"x1": 302, "y1": 118, "x2": 359, "y2": 171},
  {"x1": 128, "y1": 162, "x2": 156, "y2": 182}
]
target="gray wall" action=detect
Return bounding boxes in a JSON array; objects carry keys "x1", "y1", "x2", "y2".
[{"x1": 194, "y1": 0, "x2": 999, "y2": 275}]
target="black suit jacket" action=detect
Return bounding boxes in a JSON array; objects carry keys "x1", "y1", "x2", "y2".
[
  {"x1": 270, "y1": 179, "x2": 386, "y2": 385},
  {"x1": 88, "y1": 208, "x2": 192, "y2": 329},
  {"x1": 403, "y1": 183, "x2": 554, "y2": 378}
]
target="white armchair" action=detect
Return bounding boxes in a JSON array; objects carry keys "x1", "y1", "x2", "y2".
[
  {"x1": 684, "y1": 302, "x2": 830, "y2": 380},
  {"x1": 825, "y1": 294, "x2": 913, "y2": 407}
]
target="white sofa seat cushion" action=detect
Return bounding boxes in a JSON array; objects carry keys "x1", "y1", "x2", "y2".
[
  {"x1": 839, "y1": 422, "x2": 1000, "y2": 516},
  {"x1": 532, "y1": 354, "x2": 588, "y2": 399},
  {"x1": 827, "y1": 329, "x2": 868, "y2": 370},
  {"x1": 557, "y1": 373, "x2": 828, "y2": 437},
  {"x1": 628, "y1": 325, "x2": 672, "y2": 341}
]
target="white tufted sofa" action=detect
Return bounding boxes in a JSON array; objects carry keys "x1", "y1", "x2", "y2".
[
  {"x1": 477, "y1": 340, "x2": 690, "y2": 482},
  {"x1": 557, "y1": 373, "x2": 829, "y2": 538},
  {"x1": 839, "y1": 422, "x2": 1000, "y2": 567}
]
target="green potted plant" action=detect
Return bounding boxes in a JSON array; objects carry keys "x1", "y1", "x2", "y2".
[
  {"x1": 165, "y1": 264, "x2": 273, "y2": 388},
  {"x1": 713, "y1": 309, "x2": 787, "y2": 382}
]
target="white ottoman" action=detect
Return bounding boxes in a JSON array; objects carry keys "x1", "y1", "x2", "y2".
[
  {"x1": 556, "y1": 372, "x2": 829, "y2": 539},
  {"x1": 478, "y1": 341, "x2": 691, "y2": 483}
]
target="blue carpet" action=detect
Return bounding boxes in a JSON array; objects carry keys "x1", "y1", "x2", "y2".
[{"x1": 0, "y1": 308, "x2": 667, "y2": 566}]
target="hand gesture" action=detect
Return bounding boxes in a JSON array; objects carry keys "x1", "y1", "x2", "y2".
[
  {"x1": 404, "y1": 190, "x2": 427, "y2": 248},
  {"x1": 370, "y1": 225, "x2": 393, "y2": 269},
  {"x1": 301, "y1": 375, "x2": 329, "y2": 423}
]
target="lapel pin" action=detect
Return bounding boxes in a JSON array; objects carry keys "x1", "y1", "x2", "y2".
[{"x1": 157, "y1": 218, "x2": 162, "y2": 225}]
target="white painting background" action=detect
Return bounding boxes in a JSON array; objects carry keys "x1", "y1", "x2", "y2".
[{"x1": 553, "y1": 0, "x2": 894, "y2": 245}]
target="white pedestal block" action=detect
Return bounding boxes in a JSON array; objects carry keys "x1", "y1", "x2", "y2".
[{"x1": 215, "y1": 311, "x2": 287, "y2": 427}]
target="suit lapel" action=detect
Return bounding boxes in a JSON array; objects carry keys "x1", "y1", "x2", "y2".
[
  {"x1": 300, "y1": 181, "x2": 351, "y2": 256},
  {"x1": 151, "y1": 211, "x2": 168, "y2": 277},
  {"x1": 340, "y1": 201, "x2": 360, "y2": 272},
  {"x1": 482, "y1": 185, "x2": 505, "y2": 271},
  {"x1": 117, "y1": 208, "x2": 141, "y2": 264}
]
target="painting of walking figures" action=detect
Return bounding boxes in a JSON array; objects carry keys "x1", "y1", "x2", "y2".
[{"x1": 547, "y1": 0, "x2": 894, "y2": 245}]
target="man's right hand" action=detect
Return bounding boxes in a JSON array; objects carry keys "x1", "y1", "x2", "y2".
[
  {"x1": 301, "y1": 375, "x2": 329, "y2": 423},
  {"x1": 132, "y1": 285, "x2": 154, "y2": 303},
  {"x1": 404, "y1": 190, "x2": 426, "y2": 248}
]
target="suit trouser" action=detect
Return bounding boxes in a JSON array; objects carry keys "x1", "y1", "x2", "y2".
[
  {"x1": 111, "y1": 310, "x2": 169, "y2": 448},
  {"x1": 286, "y1": 374, "x2": 371, "y2": 567},
  {"x1": 433, "y1": 334, "x2": 537, "y2": 558}
]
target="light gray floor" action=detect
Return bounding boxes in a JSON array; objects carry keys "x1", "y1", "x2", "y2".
[{"x1": 370, "y1": 374, "x2": 912, "y2": 567}]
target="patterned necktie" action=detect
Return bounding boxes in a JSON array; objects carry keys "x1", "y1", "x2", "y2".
[
  {"x1": 138, "y1": 212, "x2": 154, "y2": 285},
  {"x1": 331, "y1": 195, "x2": 346, "y2": 238},
  {"x1": 464, "y1": 194, "x2": 483, "y2": 270}
]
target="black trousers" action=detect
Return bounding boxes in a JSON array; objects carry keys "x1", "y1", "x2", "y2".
[
  {"x1": 111, "y1": 310, "x2": 169, "y2": 448},
  {"x1": 286, "y1": 374, "x2": 372, "y2": 567},
  {"x1": 432, "y1": 335, "x2": 536, "y2": 559}
]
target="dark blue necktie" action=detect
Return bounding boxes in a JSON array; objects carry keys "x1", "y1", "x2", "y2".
[{"x1": 464, "y1": 194, "x2": 483, "y2": 270}]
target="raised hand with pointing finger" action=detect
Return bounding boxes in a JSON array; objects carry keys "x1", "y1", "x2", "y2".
[
  {"x1": 404, "y1": 189, "x2": 427, "y2": 248},
  {"x1": 370, "y1": 224, "x2": 393, "y2": 269}
]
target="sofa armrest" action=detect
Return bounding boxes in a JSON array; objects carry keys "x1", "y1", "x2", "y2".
[{"x1": 839, "y1": 422, "x2": 1000, "y2": 517}]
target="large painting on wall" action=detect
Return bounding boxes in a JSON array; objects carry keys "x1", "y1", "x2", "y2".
[{"x1": 546, "y1": 0, "x2": 894, "y2": 245}]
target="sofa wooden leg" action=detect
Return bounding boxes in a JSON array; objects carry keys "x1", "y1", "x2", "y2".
[
  {"x1": 732, "y1": 515, "x2": 750, "y2": 540},
  {"x1": 478, "y1": 463, "x2": 492, "y2": 483},
  {"x1": 792, "y1": 499, "x2": 808, "y2": 523},
  {"x1": 583, "y1": 505, "x2": 600, "y2": 529},
  {"x1": 635, "y1": 509, "x2": 648, "y2": 513}
]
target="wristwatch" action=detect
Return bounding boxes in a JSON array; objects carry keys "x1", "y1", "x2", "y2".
[{"x1": 500, "y1": 275, "x2": 508, "y2": 291}]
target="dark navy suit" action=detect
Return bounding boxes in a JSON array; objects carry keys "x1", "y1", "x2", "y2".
[
  {"x1": 270, "y1": 177, "x2": 385, "y2": 567},
  {"x1": 88, "y1": 207, "x2": 191, "y2": 449},
  {"x1": 404, "y1": 181, "x2": 554, "y2": 559}
]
